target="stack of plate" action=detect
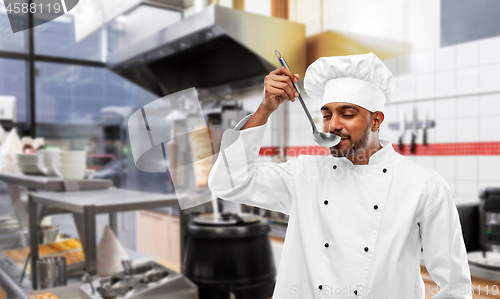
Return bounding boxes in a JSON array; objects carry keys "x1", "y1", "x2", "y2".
[
  {"x1": 53, "y1": 151, "x2": 87, "y2": 180},
  {"x1": 37, "y1": 149, "x2": 60, "y2": 177},
  {"x1": 17, "y1": 153, "x2": 43, "y2": 175}
]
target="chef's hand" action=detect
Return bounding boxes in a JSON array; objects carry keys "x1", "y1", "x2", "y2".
[
  {"x1": 262, "y1": 67, "x2": 300, "y2": 113},
  {"x1": 240, "y1": 68, "x2": 299, "y2": 130}
]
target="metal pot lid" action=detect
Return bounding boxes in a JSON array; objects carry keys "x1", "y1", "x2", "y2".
[{"x1": 193, "y1": 212, "x2": 259, "y2": 226}]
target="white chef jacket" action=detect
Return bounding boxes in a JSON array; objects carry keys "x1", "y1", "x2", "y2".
[{"x1": 208, "y1": 114, "x2": 472, "y2": 299}]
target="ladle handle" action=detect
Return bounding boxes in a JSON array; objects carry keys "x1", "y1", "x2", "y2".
[
  {"x1": 275, "y1": 51, "x2": 318, "y2": 133},
  {"x1": 296, "y1": 94, "x2": 319, "y2": 134}
]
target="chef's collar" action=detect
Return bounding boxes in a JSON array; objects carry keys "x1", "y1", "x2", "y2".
[{"x1": 330, "y1": 139, "x2": 395, "y2": 167}]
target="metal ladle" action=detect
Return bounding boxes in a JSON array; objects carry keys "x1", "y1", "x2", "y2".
[{"x1": 275, "y1": 50, "x2": 341, "y2": 148}]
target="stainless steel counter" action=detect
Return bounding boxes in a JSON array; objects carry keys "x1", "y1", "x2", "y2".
[
  {"x1": 28, "y1": 189, "x2": 185, "y2": 289},
  {"x1": 0, "y1": 247, "x2": 158, "y2": 299},
  {"x1": 469, "y1": 264, "x2": 500, "y2": 282}
]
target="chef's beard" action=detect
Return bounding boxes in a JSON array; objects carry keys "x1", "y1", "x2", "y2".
[{"x1": 329, "y1": 123, "x2": 371, "y2": 158}]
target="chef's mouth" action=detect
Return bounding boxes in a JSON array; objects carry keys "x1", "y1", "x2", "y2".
[
  {"x1": 330, "y1": 131, "x2": 351, "y2": 140},
  {"x1": 332, "y1": 133, "x2": 350, "y2": 140},
  {"x1": 330, "y1": 136, "x2": 350, "y2": 148}
]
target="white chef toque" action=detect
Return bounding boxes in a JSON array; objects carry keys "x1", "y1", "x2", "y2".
[{"x1": 303, "y1": 52, "x2": 394, "y2": 113}]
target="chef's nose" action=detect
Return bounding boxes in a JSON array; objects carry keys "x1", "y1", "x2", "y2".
[{"x1": 328, "y1": 114, "x2": 343, "y2": 132}]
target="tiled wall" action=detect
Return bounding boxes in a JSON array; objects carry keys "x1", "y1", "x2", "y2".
[{"x1": 379, "y1": 35, "x2": 500, "y2": 204}]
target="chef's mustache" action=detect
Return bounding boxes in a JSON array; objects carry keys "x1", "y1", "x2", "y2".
[{"x1": 331, "y1": 132, "x2": 350, "y2": 140}]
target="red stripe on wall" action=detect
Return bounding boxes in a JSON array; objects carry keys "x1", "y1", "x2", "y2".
[
  {"x1": 259, "y1": 146, "x2": 331, "y2": 156},
  {"x1": 259, "y1": 142, "x2": 500, "y2": 157},
  {"x1": 391, "y1": 142, "x2": 500, "y2": 156}
]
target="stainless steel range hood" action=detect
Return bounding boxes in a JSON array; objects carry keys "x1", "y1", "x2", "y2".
[{"x1": 106, "y1": 4, "x2": 306, "y2": 96}]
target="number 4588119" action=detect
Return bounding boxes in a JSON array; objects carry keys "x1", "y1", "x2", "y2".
[{"x1": 5, "y1": 2, "x2": 62, "y2": 14}]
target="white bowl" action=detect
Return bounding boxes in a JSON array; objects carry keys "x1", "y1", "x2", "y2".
[
  {"x1": 37, "y1": 155, "x2": 57, "y2": 176},
  {"x1": 41, "y1": 150, "x2": 60, "y2": 157},
  {"x1": 17, "y1": 153, "x2": 38, "y2": 161},
  {"x1": 18, "y1": 162, "x2": 39, "y2": 167},
  {"x1": 56, "y1": 157, "x2": 86, "y2": 165},
  {"x1": 17, "y1": 157, "x2": 38, "y2": 162},
  {"x1": 59, "y1": 151, "x2": 86, "y2": 159},
  {"x1": 19, "y1": 164, "x2": 43, "y2": 175},
  {"x1": 53, "y1": 164, "x2": 86, "y2": 180},
  {"x1": 53, "y1": 162, "x2": 87, "y2": 170},
  {"x1": 84, "y1": 169, "x2": 96, "y2": 179}
]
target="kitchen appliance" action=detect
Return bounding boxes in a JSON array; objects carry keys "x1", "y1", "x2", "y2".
[
  {"x1": 275, "y1": 50, "x2": 340, "y2": 148},
  {"x1": 467, "y1": 188, "x2": 500, "y2": 270},
  {"x1": 456, "y1": 202, "x2": 480, "y2": 253},
  {"x1": 479, "y1": 188, "x2": 500, "y2": 252},
  {"x1": 183, "y1": 212, "x2": 275, "y2": 299},
  {"x1": 81, "y1": 261, "x2": 198, "y2": 299}
]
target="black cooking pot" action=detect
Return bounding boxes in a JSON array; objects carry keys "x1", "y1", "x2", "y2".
[{"x1": 183, "y1": 212, "x2": 276, "y2": 299}]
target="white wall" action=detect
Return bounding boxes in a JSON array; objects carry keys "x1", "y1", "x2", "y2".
[
  {"x1": 245, "y1": 0, "x2": 271, "y2": 16},
  {"x1": 290, "y1": 0, "x2": 440, "y2": 53}
]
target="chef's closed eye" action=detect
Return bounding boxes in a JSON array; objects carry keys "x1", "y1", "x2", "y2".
[{"x1": 339, "y1": 106, "x2": 359, "y2": 116}]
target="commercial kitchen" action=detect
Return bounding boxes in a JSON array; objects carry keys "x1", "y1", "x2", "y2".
[{"x1": 0, "y1": 0, "x2": 499, "y2": 298}]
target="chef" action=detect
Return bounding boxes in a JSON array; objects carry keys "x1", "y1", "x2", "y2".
[{"x1": 208, "y1": 52, "x2": 472, "y2": 298}]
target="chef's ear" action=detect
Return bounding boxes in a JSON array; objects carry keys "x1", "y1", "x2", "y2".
[{"x1": 371, "y1": 111, "x2": 384, "y2": 132}]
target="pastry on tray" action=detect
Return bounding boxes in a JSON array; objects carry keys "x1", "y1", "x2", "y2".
[
  {"x1": 39, "y1": 245, "x2": 57, "y2": 255},
  {"x1": 63, "y1": 238, "x2": 81, "y2": 249},
  {"x1": 31, "y1": 292, "x2": 59, "y2": 299},
  {"x1": 49, "y1": 242, "x2": 72, "y2": 252},
  {"x1": 61, "y1": 249, "x2": 85, "y2": 264},
  {"x1": 3, "y1": 238, "x2": 82, "y2": 261},
  {"x1": 4, "y1": 247, "x2": 28, "y2": 261}
]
